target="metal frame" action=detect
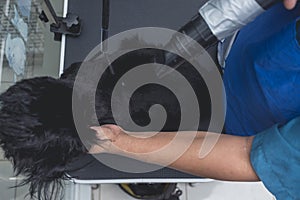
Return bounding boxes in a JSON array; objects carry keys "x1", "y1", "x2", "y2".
[
  {"x1": 40, "y1": 0, "x2": 81, "y2": 41},
  {"x1": 59, "y1": 0, "x2": 69, "y2": 76},
  {"x1": 71, "y1": 177, "x2": 214, "y2": 184}
]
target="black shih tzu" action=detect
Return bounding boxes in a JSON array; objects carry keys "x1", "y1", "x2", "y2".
[{"x1": 0, "y1": 49, "x2": 212, "y2": 199}]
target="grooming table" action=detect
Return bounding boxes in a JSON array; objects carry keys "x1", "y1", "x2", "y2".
[{"x1": 61, "y1": 0, "x2": 218, "y2": 183}]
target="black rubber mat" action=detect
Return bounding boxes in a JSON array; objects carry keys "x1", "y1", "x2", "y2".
[{"x1": 65, "y1": 0, "x2": 219, "y2": 181}]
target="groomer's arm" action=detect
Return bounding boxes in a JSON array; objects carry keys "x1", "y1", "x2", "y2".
[{"x1": 89, "y1": 125, "x2": 259, "y2": 182}]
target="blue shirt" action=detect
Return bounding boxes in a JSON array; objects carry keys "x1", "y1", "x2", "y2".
[
  {"x1": 224, "y1": 4, "x2": 300, "y2": 136},
  {"x1": 251, "y1": 117, "x2": 300, "y2": 200},
  {"x1": 223, "y1": 4, "x2": 300, "y2": 200}
]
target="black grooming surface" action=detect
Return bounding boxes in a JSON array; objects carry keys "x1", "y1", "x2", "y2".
[{"x1": 65, "y1": 0, "x2": 219, "y2": 181}]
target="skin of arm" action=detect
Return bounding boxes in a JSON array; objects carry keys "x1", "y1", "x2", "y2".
[
  {"x1": 89, "y1": 125, "x2": 259, "y2": 182},
  {"x1": 283, "y1": 0, "x2": 298, "y2": 9}
]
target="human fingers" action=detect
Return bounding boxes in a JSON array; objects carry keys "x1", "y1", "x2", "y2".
[{"x1": 89, "y1": 125, "x2": 122, "y2": 154}]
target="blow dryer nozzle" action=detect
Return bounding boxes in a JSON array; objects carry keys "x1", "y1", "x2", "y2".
[{"x1": 159, "y1": 0, "x2": 283, "y2": 77}]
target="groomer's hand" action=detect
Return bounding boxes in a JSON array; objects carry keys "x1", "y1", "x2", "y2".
[
  {"x1": 283, "y1": 0, "x2": 297, "y2": 9},
  {"x1": 89, "y1": 124, "x2": 123, "y2": 154}
]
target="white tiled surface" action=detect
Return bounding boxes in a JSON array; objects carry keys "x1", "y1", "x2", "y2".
[
  {"x1": 0, "y1": 160, "x2": 32, "y2": 200},
  {"x1": 0, "y1": 161, "x2": 17, "y2": 200},
  {"x1": 15, "y1": 182, "x2": 31, "y2": 200},
  {"x1": 94, "y1": 181, "x2": 275, "y2": 200},
  {"x1": 186, "y1": 181, "x2": 275, "y2": 200}
]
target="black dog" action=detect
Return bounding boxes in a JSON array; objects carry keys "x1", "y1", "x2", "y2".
[{"x1": 0, "y1": 49, "x2": 212, "y2": 199}]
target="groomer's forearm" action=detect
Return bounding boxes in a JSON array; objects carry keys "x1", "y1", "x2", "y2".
[{"x1": 111, "y1": 131, "x2": 259, "y2": 181}]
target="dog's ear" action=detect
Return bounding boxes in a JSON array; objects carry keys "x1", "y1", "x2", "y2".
[
  {"x1": 0, "y1": 76, "x2": 78, "y2": 156},
  {"x1": 0, "y1": 77, "x2": 90, "y2": 199}
]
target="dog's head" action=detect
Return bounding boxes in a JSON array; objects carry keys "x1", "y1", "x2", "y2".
[{"x1": 0, "y1": 77, "x2": 94, "y2": 199}]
